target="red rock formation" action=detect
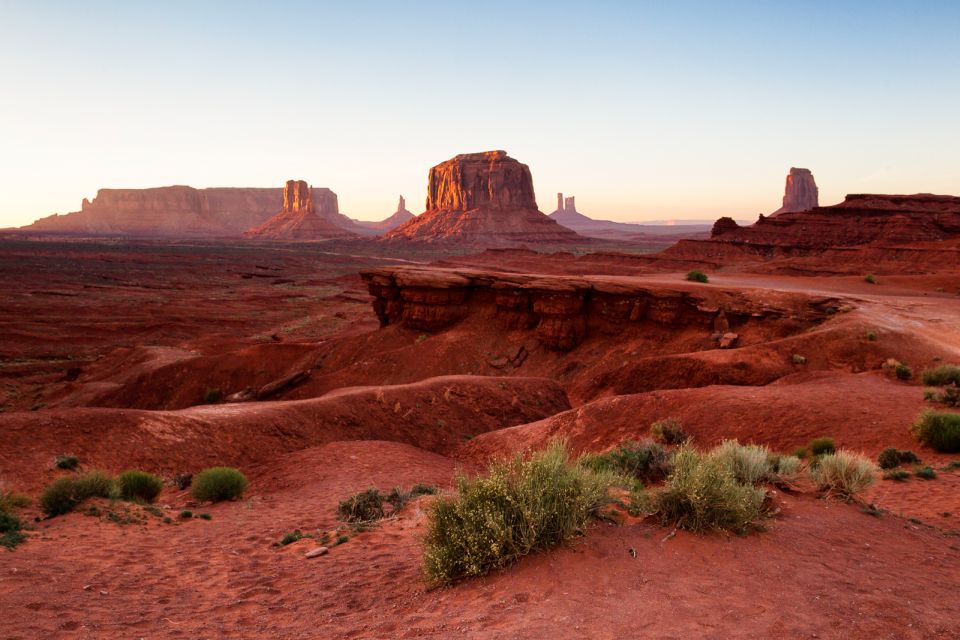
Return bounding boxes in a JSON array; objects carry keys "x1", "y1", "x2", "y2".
[
  {"x1": 771, "y1": 167, "x2": 818, "y2": 216},
  {"x1": 711, "y1": 216, "x2": 741, "y2": 237},
  {"x1": 663, "y1": 193, "x2": 960, "y2": 273},
  {"x1": 384, "y1": 151, "x2": 582, "y2": 246},
  {"x1": 361, "y1": 266, "x2": 835, "y2": 351},
  {"x1": 22, "y1": 184, "x2": 351, "y2": 237},
  {"x1": 245, "y1": 180, "x2": 355, "y2": 240}
]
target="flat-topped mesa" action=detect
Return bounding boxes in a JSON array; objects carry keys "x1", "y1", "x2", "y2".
[
  {"x1": 426, "y1": 150, "x2": 537, "y2": 211},
  {"x1": 21, "y1": 184, "x2": 349, "y2": 236},
  {"x1": 282, "y1": 180, "x2": 313, "y2": 214},
  {"x1": 384, "y1": 150, "x2": 582, "y2": 245},
  {"x1": 360, "y1": 266, "x2": 838, "y2": 351},
  {"x1": 772, "y1": 167, "x2": 818, "y2": 216}
]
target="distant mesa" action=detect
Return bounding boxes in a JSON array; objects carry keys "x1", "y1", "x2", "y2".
[
  {"x1": 352, "y1": 195, "x2": 417, "y2": 234},
  {"x1": 384, "y1": 150, "x2": 582, "y2": 246},
  {"x1": 696, "y1": 193, "x2": 960, "y2": 257},
  {"x1": 21, "y1": 182, "x2": 362, "y2": 237},
  {"x1": 548, "y1": 192, "x2": 711, "y2": 240},
  {"x1": 244, "y1": 179, "x2": 356, "y2": 240},
  {"x1": 771, "y1": 167, "x2": 818, "y2": 216}
]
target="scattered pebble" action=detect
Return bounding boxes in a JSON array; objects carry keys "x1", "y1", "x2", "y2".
[{"x1": 305, "y1": 546, "x2": 329, "y2": 558}]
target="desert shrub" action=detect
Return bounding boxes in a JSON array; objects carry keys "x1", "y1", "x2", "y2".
[
  {"x1": 579, "y1": 440, "x2": 671, "y2": 484},
  {"x1": 650, "y1": 418, "x2": 689, "y2": 445},
  {"x1": 338, "y1": 488, "x2": 386, "y2": 523},
  {"x1": 810, "y1": 451, "x2": 876, "y2": 497},
  {"x1": 178, "y1": 510, "x2": 193, "y2": 519},
  {"x1": 422, "y1": 441, "x2": 615, "y2": 587},
  {"x1": 198, "y1": 512, "x2": 212, "y2": 520},
  {"x1": 883, "y1": 469, "x2": 910, "y2": 481},
  {"x1": 0, "y1": 510, "x2": 26, "y2": 550},
  {"x1": 54, "y1": 454, "x2": 79, "y2": 470},
  {"x1": 767, "y1": 454, "x2": 802, "y2": 484},
  {"x1": 864, "y1": 274, "x2": 877, "y2": 284},
  {"x1": 712, "y1": 440, "x2": 772, "y2": 485},
  {"x1": 878, "y1": 448, "x2": 903, "y2": 469},
  {"x1": 280, "y1": 530, "x2": 303, "y2": 545},
  {"x1": 653, "y1": 445, "x2": 767, "y2": 533},
  {"x1": 117, "y1": 470, "x2": 164, "y2": 503},
  {"x1": 686, "y1": 270, "x2": 709, "y2": 283},
  {"x1": 898, "y1": 450, "x2": 920, "y2": 464},
  {"x1": 40, "y1": 471, "x2": 115, "y2": 516},
  {"x1": 203, "y1": 388, "x2": 221, "y2": 404},
  {"x1": 924, "y1": 388, "x2": 939, "y2": 402},
  {"x1": 942, "y1": 460, "x2": 960, "y2": 471},
  {"x1": 791, "y1": 447, "x2": 808, "y2": 459},
  {"x1": 912, "y1": 411, "x2": 960, "y2": 453},
  {"x1": 190, "y1": 467, "x2": 248, "y2": 502},
  {"x1": 915, "y1": 466, "x2": 936, "y2": 480},
  {"x1": 921, "y1": 365, "x2": 960, "y2": 387},
  {"x1": 878, "y1": 448, "x2": 920, "y2": 469},
  {"x1": 808, "y1": 437, "x2": 836, "y2": 457},
  {"x1": 0, "y1": 492, "x2": 30, "y2": 513},
  {"x1": 866, "y1": 331, "x2": 877, "y2": 341},
  {"x1": 791, "y1": 354, "x2": 807, "y2": 365},
  {"x1": 940, "y1": 386, "x2": 960, "y2": 407},
  {"x1": 895, "y1": 363, "x2": 913, "y2": 381},
  {"x1": 410, "y1": 484, "x2": 438, "y2": 497}
]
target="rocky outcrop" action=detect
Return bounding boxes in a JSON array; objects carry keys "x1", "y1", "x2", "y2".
[
  {"x1": 771, "y1": 168, "x2": 818, "y2": 216},
  {"x1": 384, "y1": 151, "x2": 582, "y2": 246},
  {"x1": 711, "y1": 216, "x2": 741, "y2": 237},
  {"x1": 244, "y1": 180, "x2": 356, "y2": 240},
  {"x1": 361, "y1": 266, "x2": 836, "y2": 352},
  {"x1": 664, "y1": 193, "x2": 960, "y2": 273},
  {"x1": 22, "y1": 184, "x2": 350, "y2": 237}
]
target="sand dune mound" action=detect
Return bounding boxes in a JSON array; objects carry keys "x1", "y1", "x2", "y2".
[{"x1": 0, "y1": 375, "x2": 569, "y2": 491}]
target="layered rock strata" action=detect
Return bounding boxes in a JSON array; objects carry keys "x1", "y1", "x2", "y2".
[
  {"x1": 361, "y1": 266, "x2": 836, "y2": 351},
  {"x1": 384, "y1": 151, "x2": 581, "y2": 245}
]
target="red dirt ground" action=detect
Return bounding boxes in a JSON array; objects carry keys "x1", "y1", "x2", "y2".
[{"x1": 1, "y1": 238, "x2": 959, "y2": 639}]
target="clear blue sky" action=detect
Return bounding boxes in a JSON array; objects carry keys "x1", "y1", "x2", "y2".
[{"x1": 1, "y1": 0, "x2": 958, "y2": 226}]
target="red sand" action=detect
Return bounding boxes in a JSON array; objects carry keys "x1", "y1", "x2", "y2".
[{"x1": 1, "y1": 238, "x2": 959, "y2": 638}]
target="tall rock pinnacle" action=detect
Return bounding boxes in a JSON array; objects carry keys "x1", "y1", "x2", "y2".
[{"x1": 772, "y1": 168, "x2": 818, "y2": 215}]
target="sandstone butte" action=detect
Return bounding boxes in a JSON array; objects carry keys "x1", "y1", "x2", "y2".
[
  {"x1": 244, "y1": 180, "x2": 356, "y2": 240},
  {"x1": 770, "y1": 167, "x2": 819, "y2": 216},
  {"x1": 383, "y1": 150, "x2": 583, "y2": 245},
  {"x1": 20, "y1": 183, "x2": 362, "y2": 237}
]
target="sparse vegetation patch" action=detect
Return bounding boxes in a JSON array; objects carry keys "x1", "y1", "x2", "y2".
[
  {"x1": 40, "y1": 471, "x2": 115, "y2": 516},
  {"x1": 117, "y1": 470, "x2": 164, "y2": 503},
  {"x1": 423, "y1": 441, "x2": 615, "y2": 587},
  {"x1": 190, "y1": 467, "x2": 248, "y2": 502},
  {"x1": 810, "y1": 451, "x2": 876, "y2": 497},
  {"x1": 686, "y1": 270, "x2": 709, "y2": 283},
  {"x1": 912, "y1": 411, "x2": 960, "y2": 453},
  {"x1": 650, "y1": 418, "x2": 689, "y2": 445}
]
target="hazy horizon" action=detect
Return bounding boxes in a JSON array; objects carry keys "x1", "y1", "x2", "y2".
[{"x1": 2, "y1": 1, "x2": 958, "y2": 227}]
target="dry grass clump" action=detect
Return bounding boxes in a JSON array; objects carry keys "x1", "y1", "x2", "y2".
[
  {"x1": 40, "y1": 471, "x2": 115, "y2": 516},
  {"x1": 190, "y1": 467, "x2": 248, "y2": 502},
  {"x1": 921, "y1": 364, "x2": 960, "y2": 387},
  {"x1": 650, "y1": 418, "x2": 689, "y2": 445},
  {"x1": 579, "y1": 439, "x2": 671, "y2": 484},
  {"x1": 653, "y1": 445, "x2": 767, "y2": 533},
  {"x1": 912, "y1": 411, "x2": 960, "y2": 453},
  {"x1": 423, "y1": 441, "x2": 615, "y2": 587},
  {"x1": 117, "y1": 470, "x2": 164, "y2": 503},
  {"x1": 810, "y1": 450, "x2": 876, "y2": 498},
  {"x1": 712, "y1": 440, "x2": 772, "y2": 485}
]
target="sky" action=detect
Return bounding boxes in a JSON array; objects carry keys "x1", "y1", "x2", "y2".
[{"x1": 1, "y1": 0, "x2": 958, "y2": 227}]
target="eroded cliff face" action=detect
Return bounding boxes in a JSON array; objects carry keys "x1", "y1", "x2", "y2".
[
  {"x1": 425, "y1": 150, "x2": 537, "y2": 211},
  {"x1": 23, "y1": 185, "x2": 345, "y2": 237},
  {"x1": 772, "y1": 168, "x2": 818, "y2": 215},
  {"x1": 385, "y1": 150, "x2": 581, "y2": 245},
  {"x1": 361, "y1": 266, "x2": 836, "y2": 351}
]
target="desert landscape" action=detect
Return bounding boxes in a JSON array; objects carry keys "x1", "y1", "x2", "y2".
[{"x1": 3, "y1": 3, "x2": 960, "y2": 639}]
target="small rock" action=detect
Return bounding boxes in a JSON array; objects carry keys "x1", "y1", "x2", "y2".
[
  {"x1": 305, "y1": 546, "x2": 329, "y2": 558},
  {"x1": 719, "y1": 333, "x2": 739, "y2": 349}
]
